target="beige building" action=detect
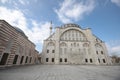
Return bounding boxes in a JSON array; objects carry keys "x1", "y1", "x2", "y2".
[
  {"x1": 0, "y1": 20, "x2": 39, "y2": 67},
  {"x1": 41, "y1": 23, "x2": 112, "y2": 65}
]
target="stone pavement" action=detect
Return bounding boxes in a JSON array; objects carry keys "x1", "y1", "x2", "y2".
[{"x1": 0, "y1": 65, "x2": 120, "y2": 80}]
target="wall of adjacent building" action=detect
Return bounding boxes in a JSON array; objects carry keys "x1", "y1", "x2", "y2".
[{"x1": 0, "y1": 20, "x2": 39, "y2": 67}]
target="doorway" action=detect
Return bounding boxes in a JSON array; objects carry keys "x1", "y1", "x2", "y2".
[
  {"x1": 20, "y1": 56, "x2": 24, "y2": 64},
  {"x1": 13, "y1": 55, "x2": 18, "y2": 64},
  {"x1": 0, "y1": 53, "x2": 9, "y2": 65}
]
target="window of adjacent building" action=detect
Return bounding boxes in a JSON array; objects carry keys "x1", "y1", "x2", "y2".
[
  {"x1": 46, "y1": 58, "x2": 49, "y2": 62},
  {"x1": 101, "y1": 51, "x2": 103, "y2": 54},
  {"x1": 52, "y1": 58, "x2": 54, "y2": 62},
  {"x1": 85, "y1": 59, "x2": 88, "y2": 63},
  {"x1": 25, "y1": 56, "x2": 28, "y2": 63},
  {"x1": 65, "y1": 58, "x2": 67, "y2": 62},
  {"x1": 29, "y1": 57, "x2": 32, "y2": 63},
  {"x1": 90, "y1": 59, "x2": 93, "y2": 63},
  {"x1": 47, "y1": 49, "x2": 49, "y2": 53},
  {"x1": 52, "y1": 50, "x2": 55, "y2": 53},
  {"x1": 96, "y1": 51, "x2": 98, "y2": 54},
  {"x1": 60, "y1": 58, "x2": 62, "y2": 62},
  {"x1": 103, "y1": 59, "x2": 106, "y2": 63}
]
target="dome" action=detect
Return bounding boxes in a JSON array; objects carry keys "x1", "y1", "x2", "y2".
[
  {"x1": 14, "y1": 27, "x2": 28, "y2": 38},
  {"x1": 61, "y1": 23, "x2": 80, "y2": 28},
  {"x1": 14, "y1": 27, "x2": 24, "y2": 34}
]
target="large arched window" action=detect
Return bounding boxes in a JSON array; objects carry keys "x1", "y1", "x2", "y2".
[{"x1": 60, "y1": 29, "x2": 87, "y2": 41}]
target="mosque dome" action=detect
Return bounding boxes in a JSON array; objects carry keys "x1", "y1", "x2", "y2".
[
  {"x1": 14, "y1": 27, "x2": 24, "y2": 34},
  {"x1": 14, "y1": 27, "x2": 28, "y2": 38}
]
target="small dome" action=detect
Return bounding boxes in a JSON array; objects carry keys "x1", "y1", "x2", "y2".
[
  {"x1": 14, "y1": 27, "x2": 24, "y2": 34},
  {"x1": 61, "y1": 23, "x2": 80, "y2": 28},
  {"x1": 14, "y1": 27, "x2": 27, "y2": 38}
]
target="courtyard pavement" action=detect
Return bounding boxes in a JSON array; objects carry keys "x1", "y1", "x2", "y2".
[{"x1": 0, "y1": 65, "x2": 120, "y2": 80}]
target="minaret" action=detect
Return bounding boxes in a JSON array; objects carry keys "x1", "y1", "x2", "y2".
[{"x1": 50, "y1": 21, "x2": 52, "y2": 35}]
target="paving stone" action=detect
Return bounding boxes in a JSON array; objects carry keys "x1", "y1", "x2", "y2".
[{"x1": 0, "y1": 65, "x2": 120, "y2": 80}]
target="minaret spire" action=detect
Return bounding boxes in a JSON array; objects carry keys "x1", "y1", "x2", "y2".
[{"x1": 50, "y1": 21, "x2": 52, "y2": 35}]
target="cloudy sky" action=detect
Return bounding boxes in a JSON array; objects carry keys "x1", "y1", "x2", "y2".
[{"x1": 0, "y1": 0, "x2": 120, "y2": 56}]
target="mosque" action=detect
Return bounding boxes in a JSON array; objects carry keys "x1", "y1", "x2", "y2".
[{"x1": 41, "y1": 23, "x2": 112, "y2": 65}]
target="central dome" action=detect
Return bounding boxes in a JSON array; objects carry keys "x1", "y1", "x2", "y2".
[{"x1": 61, "y1": 23, "x2": 80, "y2": 28}]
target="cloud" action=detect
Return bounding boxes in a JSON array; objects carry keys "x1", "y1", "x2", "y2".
[
  {"x1": 27, "y1": 20, "x2": 50, "y2": 44},
  {"x1": 0, "y1": 0, "x2": 29, "y2": 5},
  {"x1": 18, "y1": 0, "x2": 29, "y2": 5},
  {"x1": 54, "y1": 0, "x2": 95, "y2": 23},
  {"x1": 0, "y1": 6, "x2": 27, "y2": 30},
  {"x1": 0, "y1": 0, "x2": 9, "y2": 3},
  {"x1": 0, "y1": 6, "x2": 50, "y2": 46},
  {"x1": 111, "y1": 0, "x2": 120, "y2": 7}
]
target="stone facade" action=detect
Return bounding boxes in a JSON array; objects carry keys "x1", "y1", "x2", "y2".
[
  {"x1": 41, "y1": 23, "x2": 112, "y2": 65},
  {"x1": 0, "y1": 20, "x2": 39, "y2": 66}
]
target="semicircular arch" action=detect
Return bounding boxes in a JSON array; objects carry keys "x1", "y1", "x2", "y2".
[{"x1": 60, "y1": 29, "x2": 87, "y2": 41}]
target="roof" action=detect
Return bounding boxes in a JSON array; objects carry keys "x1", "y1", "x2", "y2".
[{"x1": 61, "y1": 23, "x2": 81, "y2": 28}]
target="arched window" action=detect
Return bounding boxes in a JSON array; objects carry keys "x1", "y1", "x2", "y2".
[
  {"x1": 90, "y1": 59, "x2": 93, "y2": 63},
  {"x1": 85, "y1": 58, "x2": 88, "y2": 63},
  {"x1": 46, "y1": 58, "x2": 49, "y2": 62},
  {"x1": 52, "y1": 58, "x2": 54, "y2": 62},
  {"x1": 60, "y1": 58, "x2": 62, "y2": 62},
  {"x1": 101, "y1": 51, "x2": 103, "y2": 54},
  {"x1": 47, "y1": 49, "x2": 49, "y2": 53},
  {"x1": 65, "y1": 58, "x2": 67, "y2": 62},
  {"x1": 103, "y1": 59, "x2": 106, "y2": 63},
  {"x1": 60, "y1": 29, "x2": 87, "y2": 41}
]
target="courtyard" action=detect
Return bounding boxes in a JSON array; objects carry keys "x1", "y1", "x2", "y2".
[{"x1": 0, "y1": 65, "x2": 120, "y2": 80}]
